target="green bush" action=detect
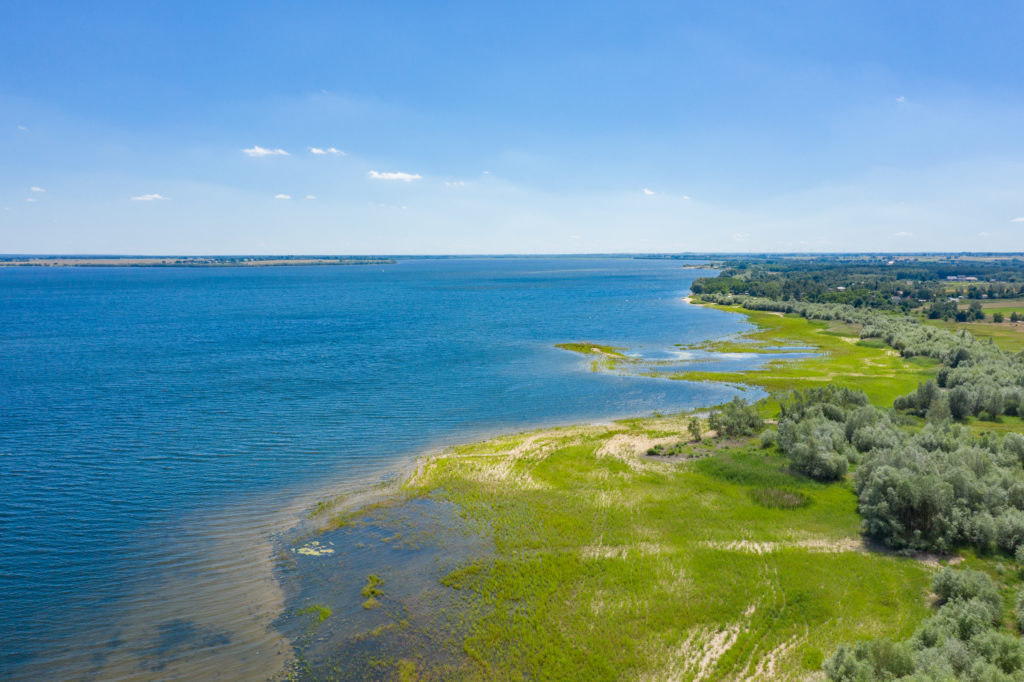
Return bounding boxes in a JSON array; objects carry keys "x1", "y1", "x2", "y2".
[{"x1": 708, "y1": 397, "x2": 763, "y2": 438}]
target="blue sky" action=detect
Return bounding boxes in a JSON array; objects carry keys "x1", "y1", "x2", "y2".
[{"x1": 2, "y1": 1, "x2": 1023, "y2": 254}]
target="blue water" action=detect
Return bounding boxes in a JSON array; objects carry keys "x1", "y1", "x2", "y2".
[{"x1": 0, "y1": 258, "x2": 755, "y2": 679}]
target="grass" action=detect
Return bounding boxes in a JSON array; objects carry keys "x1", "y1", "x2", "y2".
[
  {"x1": 671, "y1": 305, "x2": 939, "y2": 408},
  {"x1": 920, "y1": 315, "x2": 1024, "y2": 352},
  {"x1": 393, "y1": 431, "x2": 934, "y2": 679},
  {"x1": 748, "y1": 487, "x2": 812, "y2": 509},
  {"x1": 554, "y1": 342, "x2": 627, "y2": 357},
  {"x1": 556, "y1": 341, "x2": 634, "y2": 372},
  {"x1": 360, "y1": 573, "x2": 385, "y2": 609}
]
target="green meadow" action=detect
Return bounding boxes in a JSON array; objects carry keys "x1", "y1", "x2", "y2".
[
  {"x1": 671, "y1": 304, "x2": 939, "y2": 408},
  {"x1": 921, "y1": 315, "x2": 1024, "y2": 353},
  {"x1": 394, "y1": 420, "x2": 934, "y2": 680}
]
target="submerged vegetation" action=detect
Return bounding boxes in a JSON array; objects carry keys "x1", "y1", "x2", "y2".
[{"x1": 297, "y1": 604, "x2": 332, "y2": 623}]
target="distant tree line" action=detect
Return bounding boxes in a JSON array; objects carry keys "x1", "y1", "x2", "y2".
[{"x1": 691, "y1": 257, "x2": 1024, "y2": 315}]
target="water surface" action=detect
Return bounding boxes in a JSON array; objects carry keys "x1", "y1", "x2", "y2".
[{"x1": 0, "y1": 258, "x2": 759, "y2": 679}]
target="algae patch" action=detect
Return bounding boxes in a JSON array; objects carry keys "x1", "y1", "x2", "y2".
[{"x1": 295, "y1": 540, "x2": 335, "y2": 556}]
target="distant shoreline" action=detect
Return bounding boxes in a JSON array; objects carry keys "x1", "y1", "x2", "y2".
[{"x1": 0, "y1": 256, "x2": 397, "y2": 267}]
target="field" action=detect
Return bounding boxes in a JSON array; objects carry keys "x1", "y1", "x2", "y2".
[
  {"x1": 388, "y1": 420, "x2": 934, "y2": 680},
  {"x1": 920, "y1": 315, "x2": 1024, "y2": 353}
]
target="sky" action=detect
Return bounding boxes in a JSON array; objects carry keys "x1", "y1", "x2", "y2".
[{"x1": 2, "y1": 1, "x2": 1023, "y2": 254}]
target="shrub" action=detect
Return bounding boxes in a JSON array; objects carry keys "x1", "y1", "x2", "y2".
[
  {"x1": 857, "y1": 464, "x2": 956, "y2": 551},
  {"x1": 687, "y1": 417, "x2": 702, "y2": 442},
  {"x1": 996, "y1": 509, "x2": 1024, "y2": 555},
  {"x1": 646, "y1": 442, "x2": 687, "y2": 457},
  {"x1": 708, "y1": 397, "x2": 763, "y2": 438},
  {"x1": 1004, "y1": 433, "x2": 1024, "y2": 466},
  {"x1": 1017, "y1": 588, "x2": 1024, "y2": 631},
  {"x1": 824, "y1": 640, "x2": 915, "y2": 681},
  {"x1": 894, "y1": 380, "x2": 940, "y2": 416},
  {"x1": 932, "y1": 568, "x2": 1001, "y2": 620}
]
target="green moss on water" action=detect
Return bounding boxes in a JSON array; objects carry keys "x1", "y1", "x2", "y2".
[
  {"x1": 298, "y1": 604, "x2": 332, "y2": 622},
  {"x1": 361, "y1": 574, "x2": 384, "y2": 598}
]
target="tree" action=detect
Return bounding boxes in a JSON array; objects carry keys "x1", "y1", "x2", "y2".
[
  {"x1": 993, "y1": 311, "x2": 1005, "y2": 323},
  {"x1": 949, "y1": 386, "x2": 975, "y2": 420},
  {"x1": 687, "y1": 417, "x2": 702, "y2": 442},
  {"x1": 708, "y1": 397, "x2": 763, "y2": 438},
  {"x1": 926, "y1": 394, "x2": 952, "y2": 423}
]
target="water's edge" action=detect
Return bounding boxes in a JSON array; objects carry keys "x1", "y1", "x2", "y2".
[{"x1": 268, "y1": 296, "x2": 776, "y2": 678}]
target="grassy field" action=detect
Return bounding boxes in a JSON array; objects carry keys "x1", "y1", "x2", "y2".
[
  {"x1": 671, "y1": 304, "x2": 939, "y2": 408},
  {"x1": 292, "y1": 303, "x2": 1024, "y2": 680},
  {"x1": 920, "y1": 315, "x2": 1024, "y2": 352},
  {"x1": 391, "y1": 421, "x2": 935, "y2": 680}
]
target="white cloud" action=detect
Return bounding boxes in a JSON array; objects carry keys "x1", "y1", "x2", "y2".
[
  {"x1": 368, "y1": 170, "x2": 422, "y2": 182},
  {"x1": 26, "y1": 197, "x2": 37, "y2": 202},
  {"x1": 896, "y1": 96, "x2": 906, "y2": 103},
  {"x1": 274, "y1": 193, "x2": 291, "y2": 199},
  {"x1": 894, "y1": 231, "x2": 912, "y2": 237},
  {"x1": 242, "y1": 145, "x2": 289, "y2": 157},
  {"x1": 17, "y1": 125, "x2": 27, "y2": 131},
  {"x1": 444, "y1": 180, "x2": 466, "y2": 188},
  {"x1": 1012, "y1": 217, "x2": 1024, "y2": 223},
  {"x1": 30, "y1": 186, "x2": 45, "y2": 193},
  {"x1": 642, "y1": 188, "x2": 655, "y2": 196},
  {"x1": 733, "y1": 232, "x2": 750, "y2": 242},
  {"x1": 682, "y1": 195, "x2": 692, "y2": 200},
  {"x1": 304, "y1": 195, "x2": 316, "y2": 200},
  {"x1": 978, "y1": 231, "x2": 992, "y2": 237},
  {"x1": 310, "y1": 147, "x2": 344, "y2": 155},
  {"x1": 131, "y1": 193, "x2": 168, "y2": 201}
]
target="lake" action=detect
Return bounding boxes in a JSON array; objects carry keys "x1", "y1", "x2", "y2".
[{"x1": 0, "y1": 257, "x2": 760, "y2": 679}]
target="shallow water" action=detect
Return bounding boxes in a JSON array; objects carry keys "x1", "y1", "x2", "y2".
[
  {"x1": 1, "y1": 257, "x2": 762, "y2": 679},
  {"x1": 278, "y1": 497, "x2": 491, "y2": 680}
]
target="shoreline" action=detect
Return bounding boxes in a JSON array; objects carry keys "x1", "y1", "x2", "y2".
[
  {"x1": 282, "y1": 295, "x2": 765, "y2": 538},
  {"x1": 273, "y1": 297, "x2": 948, "y2": 679}
]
